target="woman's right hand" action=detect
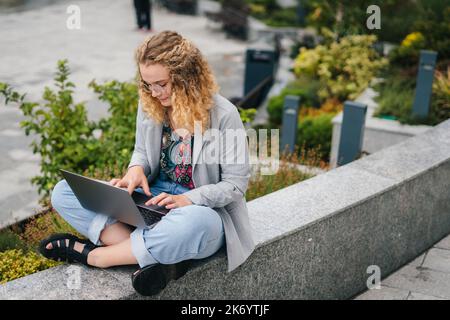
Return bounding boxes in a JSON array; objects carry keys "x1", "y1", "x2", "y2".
[{"x1": 109, "y1": 166, "x2": 151, "y2": 196}]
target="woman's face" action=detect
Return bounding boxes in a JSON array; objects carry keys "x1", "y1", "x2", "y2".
[{"x1": 139, "y1": 63, "x2": 172, "y2": 107}]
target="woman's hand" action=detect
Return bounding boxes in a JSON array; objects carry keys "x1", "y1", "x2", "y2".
[
  {"x1": 145, "y1": 192, "x2": 192, "y2": 209},
  {"x1": 109, "y1": 165, "x2": 151, "y2": 196}
]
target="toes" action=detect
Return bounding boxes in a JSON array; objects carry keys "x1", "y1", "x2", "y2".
[{"x1": 46, "y1": 243, "x2": 53, "y2": 250}]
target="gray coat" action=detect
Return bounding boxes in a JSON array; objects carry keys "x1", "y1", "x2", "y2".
[{"x1": 128, "y1": 93, "x2": 256, "y2": 272}]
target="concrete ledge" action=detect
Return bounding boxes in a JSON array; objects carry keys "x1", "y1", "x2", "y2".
[{"x1": 1, "y1": 119, "x2": 450, "y2": 300}]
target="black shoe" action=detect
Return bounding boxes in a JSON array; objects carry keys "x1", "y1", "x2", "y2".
[
  {"x1": 39, "y1": 233, "x2": 99, "y2": 266},
  {"x1": 131, "y1": 260, "x2": 191, "y2": 296}
]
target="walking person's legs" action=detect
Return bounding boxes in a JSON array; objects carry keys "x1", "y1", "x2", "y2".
[
  {"x1": 133, "y1": 0, "x2": 144, "y2": 29},
  {"x1": 144, "y1": 0, "x2": 152, "y2": 30}
]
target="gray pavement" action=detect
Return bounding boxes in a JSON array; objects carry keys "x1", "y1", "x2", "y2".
[
  {"x1": 355, "y1": 234, "x2": 450, "y2": 300},
  {"x1": 0, "y1": 0, "x2": 247, "y2": 227}
]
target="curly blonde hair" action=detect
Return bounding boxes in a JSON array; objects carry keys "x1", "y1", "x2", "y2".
[{"x1": 135, "y1": 31, "x2": 218, "y2": 133}]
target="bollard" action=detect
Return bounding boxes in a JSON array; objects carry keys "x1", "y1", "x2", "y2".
[
  {"x1": 412, "y1": 50, "x2": 438, "y2": 118},
  {"x1": 297, "y1": 0, "x2": 306, "y2": 26},
  {"x1": 244, "y1": 41, "x2": 277, "y2": 107},
  {"x1": 337, "y1": 101, "x2": 367, "y2": 166},
  {"x1": 281, "y1": 95, "x2": 301, "y2": 154}
]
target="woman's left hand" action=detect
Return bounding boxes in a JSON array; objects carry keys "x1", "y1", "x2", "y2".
[{"x1": 145, "y1": 192, "x2": 192, "y2": 209}]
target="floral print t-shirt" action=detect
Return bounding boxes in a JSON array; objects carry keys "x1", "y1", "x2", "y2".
[{"x1": 159, "y1": 122, "x2": 195, "y2": 189}]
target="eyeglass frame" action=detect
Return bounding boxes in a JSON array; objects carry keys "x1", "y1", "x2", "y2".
[{"x1": 140, "y1": 78, "x2": 171, "y2": 95}]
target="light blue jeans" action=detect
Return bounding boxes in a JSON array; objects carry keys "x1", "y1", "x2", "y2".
[{"x1": 50, "y1": 175, "x2": 225, "y2": 268}]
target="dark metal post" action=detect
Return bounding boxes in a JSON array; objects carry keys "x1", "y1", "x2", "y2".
[
  {"x1": 243, "y1": 45, "x2": 277, "y2": 107},
  {"x1": 337, "y1": 101, "x2": 367, "y2": 166},
  {"x1": 297, "y1": 0, "x2": 305, "y2": 26},
  {"x1": 412, "y1": 50, "x2": 438, "y2": 118},
  {"x1": 281, "y1": 95, "x2": 301, "y2": 154}
]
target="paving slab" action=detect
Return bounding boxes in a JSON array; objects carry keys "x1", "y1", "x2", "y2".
[
  {"x1": 354, "y1": 286, "x2": 409, "y2": 300},
  {"x1": 422, "y1": 248, "x2": 450, "y2": 274}
]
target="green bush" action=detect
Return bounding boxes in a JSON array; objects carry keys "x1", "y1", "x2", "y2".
[
  {"x1": 88, "y1": 79, "x2": 139, "y2": 174},
  {"x1": 0, "y1": 60, "x2": 140, "y2": 199},
  {"x1": 294, "y1": 34, "x2": 388, "y2": 102},
  {"x1": 414, "y1": 0, "x2": 450, "y2": 60},
  {"x1": 388, "y1": 32, "x2": 426, "y2": 67},
  {"x1": 267, "y1": 77, "x2": 321, "y2": 126},
  {"x1": 0, "y1": 249, "x2": 60, "y2": 284},
  {"x1": 305, "y1": 0, "x2": 438, "y2": 45},
  {"x1": 297, "y1": 112, "x2": 335, "y2": 162},
  {"x1": 430, "y1": 69, "x2": 450, "y2": 124},
  {"x1": 0, "y1": 61, "x2": 100, "y2": 198}
]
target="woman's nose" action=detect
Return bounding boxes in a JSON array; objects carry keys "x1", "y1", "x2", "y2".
[{"x1": 151, "y1": 89, "x2": 161, "y2": 98}]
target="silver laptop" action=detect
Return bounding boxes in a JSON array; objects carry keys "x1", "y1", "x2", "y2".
[{"x1": 60, "y1": 169, "x2": 169, "y2": 228}]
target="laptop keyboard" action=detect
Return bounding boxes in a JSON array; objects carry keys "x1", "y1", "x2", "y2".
[{"x1": 137, "y1": 206, "x2": 162, "y2": 226}]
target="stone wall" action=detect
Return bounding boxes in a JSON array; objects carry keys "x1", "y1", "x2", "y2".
[{"x1": 1, "y1": 119, "x2": 449, "y2": 300}]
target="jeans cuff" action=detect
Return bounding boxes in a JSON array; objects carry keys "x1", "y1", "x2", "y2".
[
  {"x1": 130, "y1": 227, "x2": 159, "y2": 268},
  {"x1": 87, "y1": 214, "x2": 115, "y2": 245}
]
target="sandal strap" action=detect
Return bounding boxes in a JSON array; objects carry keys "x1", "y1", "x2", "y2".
[
  {"x1": 50, "y1": 240, "x2": 62, "y2": 261},
  {"x1": 80, "y1": 242, "x2": 97, "y2": 265},
  {"x1": 66, "y1": 238, "x2": 76, "y2": 263},
  {"x1": 60, "y1": 239, "x2": 68, "y2": 262}
]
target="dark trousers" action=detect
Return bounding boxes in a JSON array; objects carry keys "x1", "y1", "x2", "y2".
[{"x1": 134, "y1": 0, "x2": 152, "y2": 29}]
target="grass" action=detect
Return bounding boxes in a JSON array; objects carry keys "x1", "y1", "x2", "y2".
[{"x1": 246, "y1": 146, "x2": 326, "y2": 201}]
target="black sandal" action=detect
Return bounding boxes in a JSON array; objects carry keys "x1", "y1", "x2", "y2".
[
  {"x1": 131, "y1": 260, "x2": 191, "y2": 296},
  {"x1": 39, "y1": 233, "x2": 99, "y2": 266}
]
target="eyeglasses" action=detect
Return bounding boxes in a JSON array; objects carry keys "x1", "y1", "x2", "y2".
[{"x1": 140, "y1": 79, "x2": 170, "y2": 94}]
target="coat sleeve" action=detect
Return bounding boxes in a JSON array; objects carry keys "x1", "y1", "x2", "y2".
[
  {"x1": 127, "y1": 101, "x2": 151, "y2": 176},
  {"x1": 183, "y1": 107, "x2": 250, "y2": 208}
]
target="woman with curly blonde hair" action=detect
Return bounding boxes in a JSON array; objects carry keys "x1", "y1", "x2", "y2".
[{"x1": 40, "y1": 31, "x2": 256, "y2": 296}]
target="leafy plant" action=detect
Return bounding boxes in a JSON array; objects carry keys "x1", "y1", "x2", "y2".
[
  {"x1": 294, "y1": 34, "x2": 388, "y2": 101},
  {"x1": 88, "y1": 79, "x2": 139, "y2": 175},
  {"x1": 0, "y1": 249, "x2": 61, "y2": 284},
  {"x1": 297, "y1": 112, "x2": 335, "y2": 162},
  {"x1": 267, "y1": 77, "x2": 321, "y2": 126},
  {"x1": 430, "y1": 68, "x2": 450, "y2": 124},
  {"x1": 0, "y1": 60, "x2": 99, "y2": 198},
  {"x1": 374, "y1": 66, "x2": 450, "y2": 125}
]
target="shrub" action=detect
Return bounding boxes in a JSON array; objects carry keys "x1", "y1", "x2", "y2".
[
  {"x1": 88, "y1": 79, "x2": 139, "y2": 176},
  {"x1": 414, "y1": 0, "x2": 450, "y2": 60},
  {"x1": 389, "y1": 32, "x2": 426, "y2": 67},
  {"x1": 267, "y1": 77, "x2": 321, "y2": 126},
  {"x1": 294, "y1": 34, "x2": 388, "y2": 101},
  {"x1": 0, "y1": 60, "x2": 100, "y2": 198},
  {"x1": 430, "y1": 68, "x2": 450, "y2": 124},
  {"x1": 297, "y1": 112, "x2": 335, "y2": 162},
  {"x1": 298, "y1": 97, "x2": 342, "y2": 118},
  {"x1": 0, "y1": 249, "x2": 60, "y2": 284}
]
